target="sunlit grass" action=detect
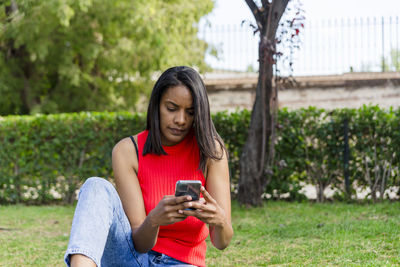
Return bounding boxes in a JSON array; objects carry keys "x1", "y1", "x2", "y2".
[
  {"x1": 206, "y1": 201, "x2": 400, "y2": 266},
  {"x1": 0, "y1": 205, "x2": 73, "y2": 266},
  {"x1": 1, "y1": 202, "x2": 399, "y2": 266}
]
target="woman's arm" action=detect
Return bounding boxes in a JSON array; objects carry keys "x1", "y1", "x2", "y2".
[
  {"x1": 204, "y1": 146, "x2": 233, "y2": 249},
  {"x1": 179, "y1": 144, "x2": 233, "y2": 250},
  {"x1": 112, "y1": 137, "x2": 157, "y2": 252},
  {"x1": 112, "y1": 137, "x2": 189, "y2": 253}
]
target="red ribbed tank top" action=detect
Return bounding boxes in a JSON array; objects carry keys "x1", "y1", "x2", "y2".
[{"x1": 137, "y1": 129, "x2": 208, "y2": 267}]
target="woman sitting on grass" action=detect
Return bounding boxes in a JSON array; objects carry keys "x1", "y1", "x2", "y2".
[{"x1": 64, "y1": 66, "x2": 233, "y2": 267}]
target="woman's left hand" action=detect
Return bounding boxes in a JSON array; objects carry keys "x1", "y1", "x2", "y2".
[{"x1": 179, "y1": 186, "x2": 228, "y2": 227}]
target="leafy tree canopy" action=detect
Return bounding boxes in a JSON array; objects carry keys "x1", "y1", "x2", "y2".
[{"x1": 0, "y1": 0, "x2": 213, "y2": 115}]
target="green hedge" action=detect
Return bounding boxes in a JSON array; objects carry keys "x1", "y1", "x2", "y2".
[
  {"x1": 0, "y1": 106, "x2": 399, "y2": 204},
  {"x1": 0, "y1": 112, "x2": 146, "y2": 204}
]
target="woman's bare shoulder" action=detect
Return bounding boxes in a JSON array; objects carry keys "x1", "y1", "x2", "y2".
[
  {"x1": 112, "y1": 135, "x2": 139, "y2": 170},
  {"x1": 113, "y1": 135, "x2": 137, "y2": 154}
]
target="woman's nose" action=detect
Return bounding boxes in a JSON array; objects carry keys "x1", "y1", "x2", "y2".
[{"x1": 174, "y1": 110, "x2": 186, "y2": 125}]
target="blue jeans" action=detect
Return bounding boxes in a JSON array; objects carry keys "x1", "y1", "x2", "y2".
[{"x1": 64, "y1": 177, "x2": 196, "y2": 267}]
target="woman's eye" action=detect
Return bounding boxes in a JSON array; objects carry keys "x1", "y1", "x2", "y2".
[{"x1": 167, "y1": 107, "x2": 176, "y2": 111}]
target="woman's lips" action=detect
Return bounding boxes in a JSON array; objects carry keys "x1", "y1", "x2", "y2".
[{"x1": 169, "y1": 128, "x2": 185, "y2": 135}]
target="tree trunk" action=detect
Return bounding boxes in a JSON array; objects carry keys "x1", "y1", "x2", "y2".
[
  {"x1": 5, "y1": 1, "x2": 18, "y2": 15},
  {"x1": 371, "y1": 189, "x2": 377, "y2": 203},
  {"x1": 316, "y1": 182, "x2": 325, "y2": 203},
  {"x1": 238, "y1": 0, "x2": 289, "y2": 206},
  {"x1": 5, "y1": 1, "x2": 35, "y2": 114},
  {"x1": 238, "y1": 54, "x2": 274, "y2": 206}
]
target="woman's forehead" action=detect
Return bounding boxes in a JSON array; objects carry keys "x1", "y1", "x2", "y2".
[{"x1": 162, "y1": 85, "x2": 193, "y2": 105}]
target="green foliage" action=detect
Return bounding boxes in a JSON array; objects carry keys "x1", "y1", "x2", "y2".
[
  {"x1": 390, "y1": 49, "x2": 400, "y2": 71},
  {"x1": 212, "y1": 109, "x2": 251, "y2": 189},
  {"x1": 382, "y1": 49, "x2": 400, "y2": 71},
  {"x1": 299, "y1": 108, "x2": 343, "y2": 202},
  {"x1": 0, "y1": 0, "x2": 213, "y2": 115},
  {"x1": 0, "y1": 106, "x2": 399, "y2": 204},
  {"x1": 267, "y1": 107, "x2": 307, "y2": 200},
  {"x1": 351, "y1": 105, "x2": 399, "y2": 201},
  {"x1": 0, "y1": 111, "x2": 146, "y2": 203}
]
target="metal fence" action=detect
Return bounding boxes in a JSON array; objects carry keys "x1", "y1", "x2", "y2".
[{"x1": 199, "y1": 16, "x2": 400, "y2": 76}]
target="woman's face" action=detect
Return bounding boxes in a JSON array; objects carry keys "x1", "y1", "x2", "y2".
[{"x1": 159, "y1": 85, "x2": 194, "y2": 146}]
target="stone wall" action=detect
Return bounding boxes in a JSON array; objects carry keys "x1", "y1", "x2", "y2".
[{"x1": 204, "y1": 72, "x2": 400, "y2": 112}]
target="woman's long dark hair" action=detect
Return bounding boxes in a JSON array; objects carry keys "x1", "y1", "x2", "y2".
[{"x1": 143, "y1": 66, "x2": 226, "y2": 172}]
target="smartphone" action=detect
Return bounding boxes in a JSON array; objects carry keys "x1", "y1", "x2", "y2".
[{"x1": 174, "y1": 180, "x2": 202, "y2": 201}]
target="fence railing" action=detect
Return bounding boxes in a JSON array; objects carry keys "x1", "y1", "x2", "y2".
[{"x1": 199, "y1": 16, "x2": 400, "y2": 76}]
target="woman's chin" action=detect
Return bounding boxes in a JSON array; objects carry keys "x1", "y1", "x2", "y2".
[{"x1": 161, "y1": 134, "x2": 184, "y2": 146}]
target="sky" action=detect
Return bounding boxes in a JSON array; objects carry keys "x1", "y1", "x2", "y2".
[{"x1": 203, "y1": 0, "x2": 400, "y2": 25}]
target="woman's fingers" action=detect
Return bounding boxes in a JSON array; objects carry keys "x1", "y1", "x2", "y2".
[
  {"x1": 177, "y1": 188, "x2": 226, "y2": 226},
  {"x1": 200, "y1": 186, "x2": 217, "y2": 204},
  {"x1": 161, "y1": 191, "x2": 217, "y2": 221},
  {"x1": 180, "y1": 200, "x2": 216, "y2": 214},
  {"x1": 178, "y1": 187, "x2": 217, "y2": 212},
  {"x1": 151, "y1": 195, "x2": 193, "y2": 225},
  {"x1": 163, "y1": 195, "x2": 192, "y2": 207},
  {"x1": 179, "y1": 206, "x2": 216, "y2": 225}
]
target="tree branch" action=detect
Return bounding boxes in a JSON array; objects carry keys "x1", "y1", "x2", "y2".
[
  {"x1": 261, "y1": 0, "x2": 270, "y2": 9},
  {"x1": 372, "y1": 143, "x2": 380, "y2": 193},
  {"x1": 266, "y1": 0, "x2": 289, "y2": 39},
  {"x1": 364, "y1": 154, "x2": 372, "y2": 187},
  {"x1": 245, "y1": 0, "x2": 262, "y2": 26},
  {"x1": 5, "y1": 0, "x2": 18, "y2": 16}
]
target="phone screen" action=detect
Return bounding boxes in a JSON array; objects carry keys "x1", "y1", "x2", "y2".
[{"x1": 174, "y1": 180, "x2": 201, "y2": 201}]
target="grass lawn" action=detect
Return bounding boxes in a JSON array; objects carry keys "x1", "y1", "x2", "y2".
[{"x1": 1, "y1": 201, "x2": 399, "y2": 266}]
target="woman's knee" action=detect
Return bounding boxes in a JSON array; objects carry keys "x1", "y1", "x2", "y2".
[
  {"x1": 80, "y1": 177, "x2": 116, "y2": 198},
  {"x1": 83, "y1": 177, "x2": 112, "y2": 188}
]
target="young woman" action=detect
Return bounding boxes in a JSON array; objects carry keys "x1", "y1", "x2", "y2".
[{"x1": 64, "y1": 66, "x2": 233, "y2": 267}]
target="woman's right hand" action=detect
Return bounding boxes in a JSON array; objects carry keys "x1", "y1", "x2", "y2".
[{"x1": 147, "y1": 195, "x2": 192, "y2": 227}]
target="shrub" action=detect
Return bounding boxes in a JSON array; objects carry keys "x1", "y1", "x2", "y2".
[{"x1": 0, "y1": 105, "x2": 398, "y2": 204}]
